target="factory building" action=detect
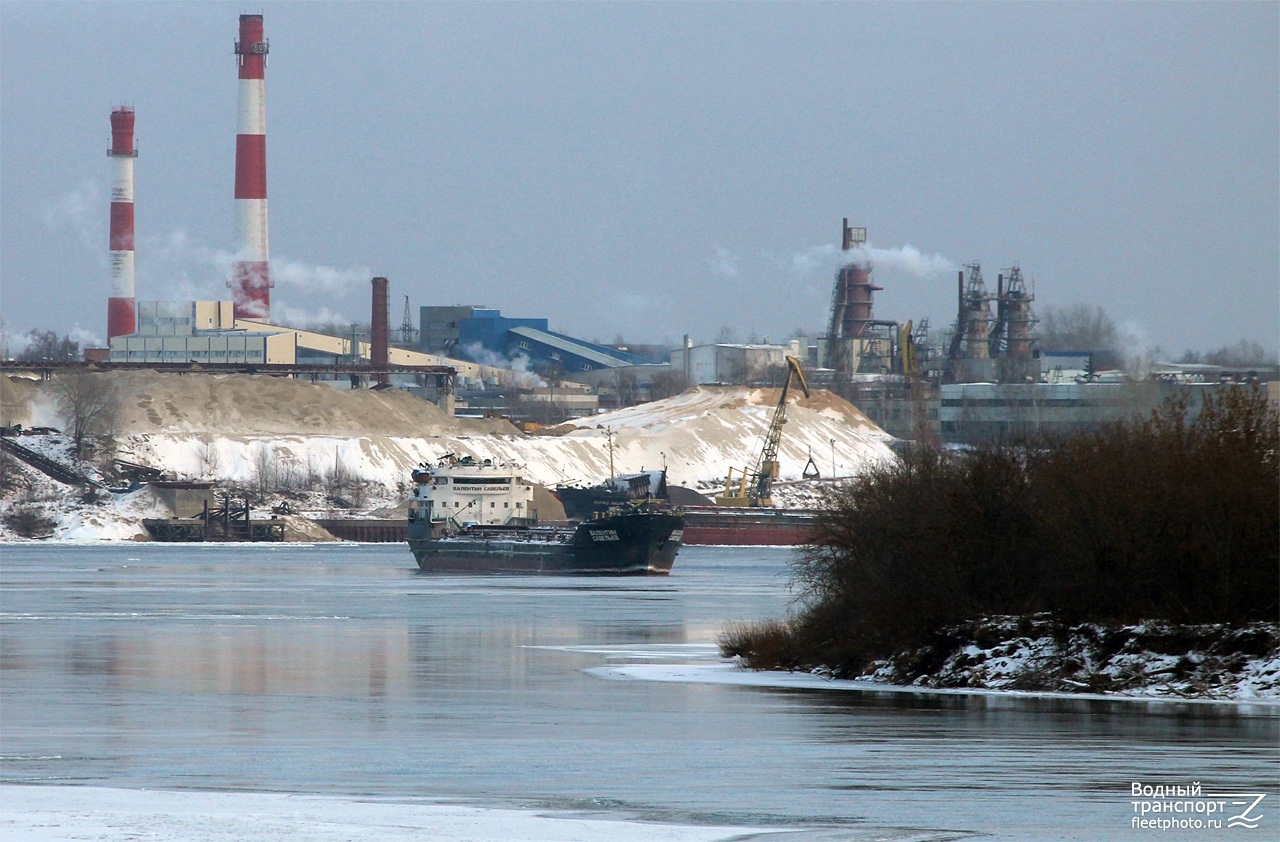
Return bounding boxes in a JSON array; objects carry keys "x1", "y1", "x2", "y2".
[
  {"x1": 671, "y1": 341, "x2": 804, "y2": 386},
  {"x1": 108, "y1": 301, "x2": 296, "y2": 364},
  {"x1": 420, "y1": 306, "x2": 656, "y2": 374}
]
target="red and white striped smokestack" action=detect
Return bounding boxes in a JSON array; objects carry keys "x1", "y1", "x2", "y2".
[
  {"x1": 232, "y1": 13, "x2": 271, "y2": 321},
  {"x1": 107, "y1": 106, "x2": 137, "y2": 340}
]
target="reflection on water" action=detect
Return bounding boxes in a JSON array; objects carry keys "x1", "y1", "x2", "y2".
[{"x1": 1, "y1": 544, "x2": 1275, "y2": 840}]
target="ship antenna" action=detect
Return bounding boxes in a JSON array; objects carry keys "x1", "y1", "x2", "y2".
[{"x1": 604, "y1": 427, "x2": 616, "y2": 480}]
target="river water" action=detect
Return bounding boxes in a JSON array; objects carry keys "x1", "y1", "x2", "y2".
[{"x1": 2, "y1": 543, "x2": 1276, "y2": 840}]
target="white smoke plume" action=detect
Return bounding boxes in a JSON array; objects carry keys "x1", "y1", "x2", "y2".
[
  {"x1": 1118, "y1": 319, "x2": 1159, "y2": 377},
  {"x1": 68, "y1": 324, "x2": 103, "y2": 349},
  {"x1": 848, "y1": 243, "x2": 956, "y2": 278},
  {"x1": 707, "y1": 246, "x2": 741, "y2": 279},
  {"x1": 462, "y1": 342, "x2": 547, "y2": 389},
  {"x1": 273, "y1": 305, "x2": 354, "y2": 330},
  {"x1": 3, "y1": 326, "x2": 31, "y2": 359},
  {"x1": 789, "y1": 243, "x2": 838, "y2": 278},
  {"x1": 271, "y1": 259, "x2": 371, "y2": 292},
  {"x1": 131, "y1": 228, "x2": 372, "y2": 316},
  {"x1": 43, "y1": 181, "x2": 107, "y2": 264},
  {"x1": 791, "y1": 241, "x2": 955, "y2": 280}
]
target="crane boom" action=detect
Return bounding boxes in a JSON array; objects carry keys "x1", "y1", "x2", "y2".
[{"x1": 716, "y1": 355, "x2": 810, "y2": 507}]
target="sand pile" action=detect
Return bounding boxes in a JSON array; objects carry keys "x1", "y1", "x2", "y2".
[
  {"x1": 6, "y1": 371, "x2": 516, "y2": 437},
  {"x1": 544, "y1": 386, "x2": 895, "y2": 495},
  {"x1": 0, "y1": 376, "x2": 41, "y2": 427},
  {"x1": 550, "y1": 385, "x2": 881, "y2": 434}
]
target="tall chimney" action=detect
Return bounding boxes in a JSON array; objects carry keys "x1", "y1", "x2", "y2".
[
  {"x1": 232, "y1": 14, "x2": 271, "y2": 321},
  {"x1": 107, "y1": 106, "x2": 137, "y2": 340},
  {"x1": 371, "y1": 277, "x2": 390, "y2": 385}
]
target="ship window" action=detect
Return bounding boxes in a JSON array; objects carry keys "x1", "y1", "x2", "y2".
[
  {"x1": 490, "y1": 502, "x2": 495, "y2": 508},
  {"x1": 516, "y1": 502, "x2": 522, "y2": 509},
  {"x1": 504, "y1": 502, "x2": 509, "y2": 508}
]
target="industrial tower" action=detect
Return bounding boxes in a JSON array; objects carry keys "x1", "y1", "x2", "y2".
[
  {"x1": 107, "y1": 106, "x2": 137, "y2": 340},
  {"x1": 945, "y1": 262, "x2": 1037, "y2": 383},
  {"x1": 232, "y1": 13, "x2": 272, "y2": 321}
]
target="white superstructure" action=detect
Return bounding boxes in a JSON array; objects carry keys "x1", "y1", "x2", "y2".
[{"x1": 409, "y1": 455, "x2": 534, "y2": 529}]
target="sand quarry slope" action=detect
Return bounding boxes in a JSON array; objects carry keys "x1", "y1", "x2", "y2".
[
  {"x1": 547, "y1": 385, "x2": 892, "y2": 491},
  {"x1": 3, "y1": 372, "x2": 895, "y2": 523},
  {"x1": 111, "y1": 371, "x2": 515, "y2": 437}
]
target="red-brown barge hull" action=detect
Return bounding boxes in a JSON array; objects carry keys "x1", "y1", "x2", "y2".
[{"x1": 678, "y1": 508, "x2": 819, "y2": 546}]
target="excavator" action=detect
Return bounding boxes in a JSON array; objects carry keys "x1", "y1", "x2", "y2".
[{"x1": 715, "y1": 355, "x2": 811, "y2": 507}]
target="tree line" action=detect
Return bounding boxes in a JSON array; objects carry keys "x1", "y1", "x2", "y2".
[{"x1": 721, "y1": 386, "x2": 1279, "y2": 676}]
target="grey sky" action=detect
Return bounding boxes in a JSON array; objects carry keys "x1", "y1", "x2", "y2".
[{"x1": 2, "y1": 1, "x2": 1276, "y2": 356}]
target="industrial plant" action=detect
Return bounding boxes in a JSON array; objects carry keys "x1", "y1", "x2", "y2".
[{"x1": 5, "y1": 11, "x2": 1272, "y2": 451}]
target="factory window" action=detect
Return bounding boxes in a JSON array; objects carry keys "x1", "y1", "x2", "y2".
[
  {"x1": 549, "y1": 352, "x2": 561, "y2": 361},
  {"x1": 518, "y1": 341, "x2": 531, "y2": 350},
  {"x1": 581, "y1": 364, "x2": 590, "y2": 371}
]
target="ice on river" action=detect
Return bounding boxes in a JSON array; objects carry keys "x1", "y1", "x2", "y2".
[{"x1": 1, "y1": 785, "x2": 790, "y2": 842}]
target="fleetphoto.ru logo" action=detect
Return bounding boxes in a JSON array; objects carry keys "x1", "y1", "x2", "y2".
[{"x1": 1131, "y1": 782, "x2": 1267, "y2": 831}]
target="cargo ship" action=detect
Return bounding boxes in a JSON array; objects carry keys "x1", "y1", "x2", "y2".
[
  {"x1": 556, "y1": 470, "x2": 819, "y2": 546},
  {"x1": 407, "y1": 455, "x2": 683, "y2": 574},
  {"x1": 555, "y1": 470, "x2": 668, "y2": 519}
]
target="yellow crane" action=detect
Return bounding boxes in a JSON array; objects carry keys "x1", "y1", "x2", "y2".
[
  {"x1": 901, "y1": 320, "x2": 942, "y2": 452},
  {"x1": 716, "y1": 355, "x2": 811, "y2": 507}
]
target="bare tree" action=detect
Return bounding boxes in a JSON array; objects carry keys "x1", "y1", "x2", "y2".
[
  {"x1": 198, "y1": 440, "x2": 222, "y2": 478},
  {"x1": 47, "y1": 372, "x2": 119, "y2": 457},
  {"x1": 252, "y1": 444, "x2": 278, "y2": 499},
  {"x1": 649, "y1": 369, "x2": 690, "y2": 400},
  {"x1": 714, "y1": 325, "x2": 740, "y2": 344},
  {"x1": 16, "y1": 329, "x2": 80, "y2": 362},
  {"x1": 1184, "y1": 340, "x2": 1279, "y2": 368},
  {"x1": 1037, "y1": 304, "x2": 1123, "y2": 369}
]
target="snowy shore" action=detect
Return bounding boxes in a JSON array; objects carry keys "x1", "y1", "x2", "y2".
[{"x1": 566, "y1": 639, "x2": 1280, "y2": 706}]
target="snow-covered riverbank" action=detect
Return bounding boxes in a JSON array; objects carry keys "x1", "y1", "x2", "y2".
[{"x1": 1, "y1": 373, "x2": 894, "y2": 542}]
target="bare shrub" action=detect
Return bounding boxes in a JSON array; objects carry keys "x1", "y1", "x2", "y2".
[
  {"x1": 718, "y1": 619, "x2": 810, "y2": 672},
  {"x1": 324, "y1": 451, "x2": 361, "y2": 507},
  {"x1": 0, "y1": 449, "x2": 29, "y2": 495},
  {"x1": 3, "y1": 504, "x2": 57, "y2": 538}
]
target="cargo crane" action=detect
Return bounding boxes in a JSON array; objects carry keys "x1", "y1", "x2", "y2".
[
  {"x1": 901, "y1": 321, "x2": 942, "y2": 452},
  {"x1": 716, "y1": 355, "x2": 811, "y2": 507}
]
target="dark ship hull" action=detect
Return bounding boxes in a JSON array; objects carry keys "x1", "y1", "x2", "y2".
[
  {"x1": 678, "y1": 506, "x2": 819, "y2": 546},
  {"x1": 409, "y1": 510, "x2": 684, "y2": 575}
]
